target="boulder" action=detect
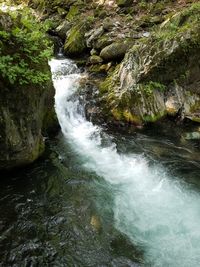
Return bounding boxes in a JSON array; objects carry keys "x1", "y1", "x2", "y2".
[
  {"x1": 88, "y1": 55, "x2": 103, "y2": 64},
  {"x1": 94, "y1": 34, "x2": 114, "y2": 50},
  {"x1": 102, "y1": 17, "x2": 113, "y2": 31},
  {"x1": 64, "y1": 25, "x2": 86, "y2": 56},
  {"x1": 85, "y1": 26, "x2": 104, "y2": 48},
  {"x1": 64, "y1": 17, "x2": 94, "y2": 57},
  {"x1": 0, "y1": 80, "x2": 56, "y2": 170},
  {"x1": 100, "y1": 40, "x2": 133, "y2": 61}
]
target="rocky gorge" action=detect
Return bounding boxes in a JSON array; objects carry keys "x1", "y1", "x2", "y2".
[
  {"x1": 0, "y1": 0, "x2": 200, "y2": 169},
  {"x1": 30, "y1": 0, "x2": 200, "y2": 126},
  {"x1": 1, "y1": 1, "x2": 200, "y2": 266}
]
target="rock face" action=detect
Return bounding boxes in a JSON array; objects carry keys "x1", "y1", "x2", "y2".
[
  {"x1": 28, "y1": 0, "x2": 200, "y2": 126},
  {"x1": 0, "y1": 80, "x2": 55, "y2": 170},
  {"x1": 0, "y1": 7, "x2": 57, "y2": 170},
  {"x1": 100, "y1": 5, "x2": 200, "y2": 124}
]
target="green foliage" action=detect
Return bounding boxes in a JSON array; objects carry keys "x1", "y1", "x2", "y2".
[
  {"x1": 0, "y1": 7, "x2": 53, "y2": 86},
  {"x1": 154, "y1": 2, "x2": 200, "y2": 43},
  {"x1": 143, "y1": 81, "x2": 166, "y2": 96},
  {"x1": 138, "y1": 0, "x2": 148, "y2": 10},
  {"x1": 66, "y1": 5, "x2": 79, "y2": 21}
]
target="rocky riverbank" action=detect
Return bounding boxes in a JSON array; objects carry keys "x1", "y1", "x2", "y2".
[
  {"x1": 1, "y1": 0, "x2": 200, "y2": 170},
  {"x1": 29, "y1": 0, "x2": 200, "y2": 126}
]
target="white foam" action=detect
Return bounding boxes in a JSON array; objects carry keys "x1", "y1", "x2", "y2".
[{"x1": 50, "y1": 58, "x2": 200, "y2": 267}]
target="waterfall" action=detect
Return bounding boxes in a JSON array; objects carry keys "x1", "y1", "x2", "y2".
[{"x1": 50, "y1": 58, "x2": 200, "y2": 267}]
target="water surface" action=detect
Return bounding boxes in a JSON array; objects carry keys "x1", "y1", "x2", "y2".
[{"x1": 0, "y1": 58, "x2": 200, "y2": 267}]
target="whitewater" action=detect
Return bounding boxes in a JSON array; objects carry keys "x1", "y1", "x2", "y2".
[{"x1": 50, "y1": 58, "x2": 200, "y2": 267}]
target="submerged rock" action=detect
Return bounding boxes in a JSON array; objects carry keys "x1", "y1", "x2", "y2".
[
  {"x1": 90, "y1": 215, "x2": 101, "y2": 232},
  {"x1": 183, "y1": 132, "x2": 200, "y2": 140}
]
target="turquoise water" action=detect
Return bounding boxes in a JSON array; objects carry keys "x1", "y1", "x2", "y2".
[{"x1": 0, "y1": 58, "x2": 200, "y2": 266}]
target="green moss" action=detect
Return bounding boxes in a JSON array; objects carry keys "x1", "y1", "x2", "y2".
[
  {"x1": 111, "y1": 108, "x2": 123, "y2": 121},
  {"x1": 189, "y1": 100, "x2": 200, "y2": 114},
  {"x1": 189, "y1": 117, "x2": 200, "y2": 123},
  {"x1": 99, "y1": 65, "x2": 120, "y2": 94},
  {"x1": 57, "y1": 7, "x2": 67, "y2": 16},
  {"x1": 111, "y1": 108, "x2": 142, "y2": 124},
  {"x1": 64, "y1": 25, "x2": 86, "y2": 56},
  {"x1": 66, "y1": 5, "x2": 79, "y2": 21},
  {"x1": 143, "y1": 111, "x2": 166, "y2": 123},
  {"x1": 64, "y1": 17, "x2": 94, "y2": 57},
  {"x1": 138, "y1": 1, "x2": 148, "y2": 10},
  {"x1": 142, "y1": 81, "x2": 166, "y2": 96},
  {"x1": 154, "y1": 2, "x2": 200, "y2": 44},
  {"x1": 88, "y1": 64, "x2": 102, "y2": 74},
  {"x1": 122, "y1": 110, "x2": 142, "y2": 124},
  {"x1": 100, "y1": 77, "x2": 112, "y2": 94}
]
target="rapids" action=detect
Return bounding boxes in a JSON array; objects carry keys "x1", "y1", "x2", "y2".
[{"x1": 50, "y1": 58, "x2": 200, "y2": 267}]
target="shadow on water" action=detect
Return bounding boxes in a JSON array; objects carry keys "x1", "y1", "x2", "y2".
[
  {"x1": 0, "y1": 133, "x2": 142, "y2": 267},
  {"x1": 107, "y1": 120, "x2": 200, "y2": 187}
]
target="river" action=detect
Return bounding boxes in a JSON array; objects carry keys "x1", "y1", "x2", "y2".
[{"x1": 0, "y1": 58, "x2": 200, "y2": 267}]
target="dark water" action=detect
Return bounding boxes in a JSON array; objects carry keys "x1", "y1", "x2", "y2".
[
  {"x1": 1, "y1": 55, "x2": 200, "y2": 267},
  {"x1": 0, "y1": 122, "x2": 200, "y2": 267}
]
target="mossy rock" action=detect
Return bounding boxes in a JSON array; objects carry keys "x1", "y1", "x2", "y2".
[
  {"x1": 99, "y1": 4, "x2": 200, "y2": 125},
  {"x1": 111, "y1": 108, "x2": 142, "y2": 125},
  {"x1": 64, "y1": 25, "x2": 86, "y2": 56},
  {"x1": 94, "y1": 35, "x2": 113, "y2": 50},
  {"x1": 103, "y1": 17, "x2": 114, "y2": 31},
  {"x1": 64, "y1": 17, "x2": 94, "y2": 57},
  {"x1": 57, "y1": 7, "x2": 67, "y2": 17},
  {"x1": 88, "y1": 64, "x2": 104, "y2": 74},
  {"x1": 88, "y1": 55, "x2": 103, "y2": 64},
  {"x1": 100, "y1": 40, "x2": 133, "y2": 61}
]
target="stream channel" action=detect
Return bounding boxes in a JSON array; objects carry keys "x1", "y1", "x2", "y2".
[{"x1": 1, "y1": 57, "x2": 200, "y2": 267}]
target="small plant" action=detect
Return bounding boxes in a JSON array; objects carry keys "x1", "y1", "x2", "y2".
[
  {"x1": 138, "y1": 0, "x2": 148, "y2": 10},
  {"x1": 143, "y1": 81, "x2": 166, "y2": 96},
  {"x1": 0, "y1": 7, "x2": 53, "y2": 86},
  {"x1": 154, "y1": 2, "x2": 200, "y2": 43}
]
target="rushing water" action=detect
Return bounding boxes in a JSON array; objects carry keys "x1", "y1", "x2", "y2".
[
  {"x1": 0, "y1": 58, "x2": 200, "y2": 267},
  {"x1": 51, "y1": 58, "x2": 200, "y2": 267}
]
